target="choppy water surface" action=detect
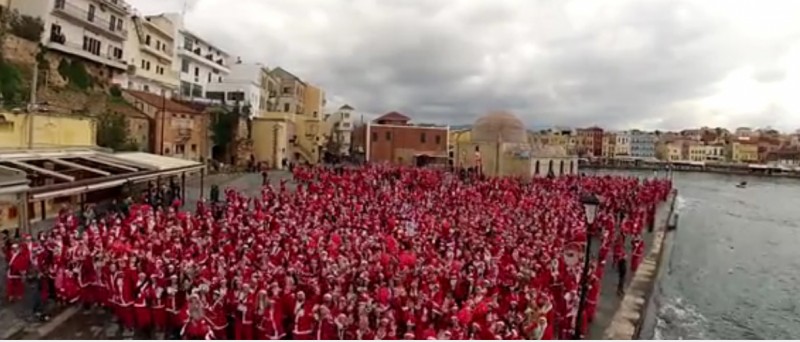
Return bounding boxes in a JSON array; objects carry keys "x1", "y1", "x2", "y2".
[{"x1": 592, "y1": 170, "x2": 800, "y2": 339}]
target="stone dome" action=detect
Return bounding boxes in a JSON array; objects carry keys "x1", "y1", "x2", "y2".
[{"x1": 471, "y1": 111, "x2": 528, "y2": 143}]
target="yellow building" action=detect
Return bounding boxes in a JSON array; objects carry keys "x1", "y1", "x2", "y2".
[
  {"x1": 449, "y1": 129, "x2": 472, "y2": 167},
  {"x1": 0, "y1": 112, "x2": 96, "y2": 148},
  {"x1": 123, "y1": 14, "x2": 180, "y2": 96},
  {"x1": 453, "y1": 112, "x2": 579, "y2": 178},
  {"x1": 297, "y1": 84, "x2": 325, "y2": 162},
  {"x1": 603, "y1": 133, "x2": 616, "y2": 158},
  {"x1": 666, "y1": 142, "x2": 683, "y2": 161},
  {"x1": 732, "y1": 142, "x2": 759, "y2": 163},
  {"x1": 687, "y1": 142, "x2": 706, "y2": 162}
]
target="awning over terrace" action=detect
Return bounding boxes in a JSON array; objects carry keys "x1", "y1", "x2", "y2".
[{"x1": 0, "y1": 148, "x2": 205, "y2": 201}]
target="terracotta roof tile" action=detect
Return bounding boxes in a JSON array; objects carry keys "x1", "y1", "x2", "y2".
[{"x1": 375, "y1": 111, "x2": 411, "y2": 122}]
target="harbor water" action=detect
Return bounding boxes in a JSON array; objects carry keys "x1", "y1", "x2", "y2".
[{"x1": 591, "y1": 169, "x2": 800, "y2": 339}]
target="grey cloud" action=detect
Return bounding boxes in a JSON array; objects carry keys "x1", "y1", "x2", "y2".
[{"x1": 129, "y1": 0, "x2": 800, "y2": 131}]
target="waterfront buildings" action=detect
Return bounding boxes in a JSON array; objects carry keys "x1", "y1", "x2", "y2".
[
  {"x1": 451, "y1": 112, "x2": 579, "y2": 178},
  {"x1": 731, "y1": 139, "x2": 759, "y2": 163},
  {"x1": 354, "y1": 112, "x2": 448, "y2": 166},
  {"x1": 615, "y1": 131, "x2": 631, "y2": 156},
  {"x1": 630, "y1": 130, "x2": 656, "y2": 159},
  {"x1": 12, "y1": 0, "x2": 130, "y2": 83},
  {"x1": 602, "y1": 132, "x2": 616, "y2": 158},
  {"x1": 577, "y1": 127, "x2": 604, "y2": 157}
]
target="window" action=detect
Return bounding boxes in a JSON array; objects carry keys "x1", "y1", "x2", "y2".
[
  {"x1": 207, "y1": 73, "x2": 211, "y2": 83},
  {"x1": 191, "y1": 84, "x2": 203, "y2": 97},
  {"x1": 141, "y1": 59, "x2": 146, "y2": 69},
  {"x1": 176, "y1": 144, "x2": 185, "y2": 154},
  {"x1": 194, "y1": 67, "x2": 199, "y2": 76},
  {"x1": 181, "y1": 81, "x2": 192, "y2": 96},
  {"x1": 218, "y1": 76, "x2": 222, "y2": 82},
  {"x1": 82, "y1": 36, "x2": 101, "y2": 55},
  {"x1": 116, "y1": 18, "x2": 123, "y2": 31},
  {"x1": 181, "y1": 59, "x2": 189, "y2": 73},
  {"x1": 55, "y1": 0, "x2": 65, "y2": 9},
  {"x1": 191, "y1": 144, "x2": 197, "y2": 152},
  {"x1": 143, "y1": 85, "x2": 150, "y2": 91},
  {"x1": 156, "y1": 41, "x2": 161, "y2": 50},
  {"x1": 283, "y1": 103, "x2": 290, "y2": 112},
  {"x1": 145, "y1": 61, "x2": 151, "y2": 70},
  {"x1": 435, "y1": 135, "x2": 441, "y2": 144},
  {"x1": 343, "y1": 112, "x2": 350, "y2": 119},
  {"x1": 420, "y1": 132, "x2": 427, "y2": 143},
  {"x1": 282, "y1": 87, "x2": 291, "y2": 94},
  {"x1": 145, "y1": 35, "x2": 151, "y2": 46},
  {"x1": 371, "y1": 132, "x2": 377, "y2": 142},
  {"x1": 88, "y1": 4, "x2": 95, "y2": 22},
  {"x1": 112, "y1": 47, "x2": 122, "y2": 59},
  {"x1": 385, "y1": 132, "x2": 392, "y2": 141},
  {"x1": 109, "y1": 16, "x2": 117, "y2": 32}
]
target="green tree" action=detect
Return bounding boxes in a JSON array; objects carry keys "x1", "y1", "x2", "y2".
[
  {"x1": 96, "y1": 111, "x2": 137, "y2": 151},
  {"x1": 209, "y1": 101, "x2": 252, "y2": 161}
]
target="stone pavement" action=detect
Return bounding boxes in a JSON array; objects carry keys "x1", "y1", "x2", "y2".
[{"x1": 587, "y1": 194, "x2": 674, "y2": 339}]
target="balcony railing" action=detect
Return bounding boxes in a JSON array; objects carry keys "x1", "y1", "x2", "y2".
[
  {"x1": 180, "y1": 45, "x2": 228, "y2": 68},
  {"x1": 53, "y1": 1, "x2": 127, "y2": 40},
  {"x1": 48, "y1": 34, "x2": 126, "y2": 67}
]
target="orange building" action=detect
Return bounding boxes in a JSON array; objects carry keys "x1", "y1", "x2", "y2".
[
  {"x1": 354, "y1": 112, "x2": 449, "y2": 166},
  {"x1": 123, "y1": 90, "x2": 209, "y2": 161}
]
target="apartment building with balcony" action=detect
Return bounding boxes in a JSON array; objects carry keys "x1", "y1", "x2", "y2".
[
  {"x1": 576, "y1": 126, "x2": 603, "y2": 157},
  {"x1": 119, "y1": 13, "x2": 179, "y2": 97},
  {"x1": 12, "y1": 0, "x2": 130, "y2": 78},
  {"x1": 205, "y1": 62, "x2": 268, "y2": 115},
  {"x1": 159, "y1": 13, "x2": 230, "y2": 100},
  {"x1": 325, "y1": 104, "x2": 355, "y2": 156}
]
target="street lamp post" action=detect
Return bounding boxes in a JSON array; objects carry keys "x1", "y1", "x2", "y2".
[{"x1": 574, "y1": 193, "x2": 600, "y2": 339}]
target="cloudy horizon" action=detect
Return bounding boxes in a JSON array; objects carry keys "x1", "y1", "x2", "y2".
[{"x1": 130, "y1": 0, "x2": 800, "y2": 132}]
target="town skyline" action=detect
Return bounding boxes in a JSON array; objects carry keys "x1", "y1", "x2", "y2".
[{"x1": 128, "y1": 0, "x2": 800, "y2": 132}]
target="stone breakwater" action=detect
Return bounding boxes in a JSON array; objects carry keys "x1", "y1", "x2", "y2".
[{"x1": 604, "y1": 190, "x2": 678, "y2": 340}]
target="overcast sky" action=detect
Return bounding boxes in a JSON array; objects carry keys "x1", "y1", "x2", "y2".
[{"x1": 130, "y1": 0, "x2": 800, "y2": 132}]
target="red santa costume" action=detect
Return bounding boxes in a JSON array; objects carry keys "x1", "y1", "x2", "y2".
[
  {"x1": 234, "y1": 285, "x2": 256, "y2": 340},
  {"x1": 134, "y1": 273, "x2": 153, "y2": 330},
  {"x1": 5, "y1": 244, "x2": 28, "y2": 301},
  {"x1": 292, "y1": 291, "x2": 315, "y2": 339}
]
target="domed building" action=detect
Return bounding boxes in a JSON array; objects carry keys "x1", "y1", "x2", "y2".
[{"x1": 452, "y1": 111, "x2": 579, "y2": 178}]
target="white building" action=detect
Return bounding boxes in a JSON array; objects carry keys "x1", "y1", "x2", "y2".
[
  {"x1": 13, "y1": 0, "x2": 130, "y2": 79},
  {"x1": 162, "y1": 13, "x2": 231, "y2": 100},
  {"x1": 615, "y1": 131, "x2": 632, "y2": 156},
  {"x1": 325, "y1": 104, "x2": 354, "y2": 155},
  {"x1": 119, "y1": 13, "x2": 179, "y2": 97},
  {"x1": 205, "y1": 62, "x2": 268, "y2": 117}
]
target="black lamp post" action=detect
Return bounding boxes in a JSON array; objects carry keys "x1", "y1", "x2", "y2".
[{"x1": 574, "y1": 192, "x2": 600, "y2": 339}]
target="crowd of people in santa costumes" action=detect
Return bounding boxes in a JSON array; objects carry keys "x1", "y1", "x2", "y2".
[{"x1": 3, "y1": 165, "x2": 671, "y2": 340}]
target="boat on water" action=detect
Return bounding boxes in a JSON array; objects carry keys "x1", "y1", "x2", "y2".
[{"x1": 736, "y1": 181, "x2": 747, "y2": 188}]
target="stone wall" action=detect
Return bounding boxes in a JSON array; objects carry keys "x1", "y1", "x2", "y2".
[{"x1": 1, "y1": 35, "x2": 36, "y2": 64}]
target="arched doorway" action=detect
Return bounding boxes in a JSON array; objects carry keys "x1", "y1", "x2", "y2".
[
  {"x1": 535, "y1": 160, "x2": 540, "y2": 175},
  {"x1": 559, "y1": 160, "x2": 564, "y2": 176},
  {"x1": 570, "y1": 160, "x2": 575, "y2": 174},
  {"x1": 548, "y1": 160, "x2": 554, "y2": 174}
]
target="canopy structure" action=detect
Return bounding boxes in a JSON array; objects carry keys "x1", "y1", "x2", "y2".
[{"x1": 0, "y1": 147, "x2": 205, "y2": 201}]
